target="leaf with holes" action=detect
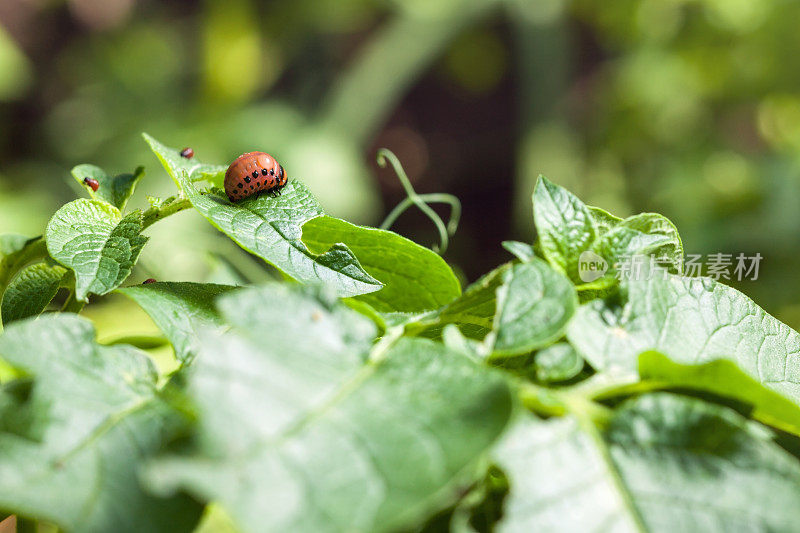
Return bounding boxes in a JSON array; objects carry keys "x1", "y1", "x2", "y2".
[
  {"x1": 0, "y1": 315, "x2": 203, "y2": 532},
  {"x1": 46, "y1": 199, "x2": 148, "y2": 301},
  {"x1": 145, "y1": 284, "x2": 513, "y2": 533}
]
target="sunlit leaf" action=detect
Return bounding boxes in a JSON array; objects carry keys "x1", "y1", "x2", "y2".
[{"x1": 46, "y1": 200, "x2": 147, "y2": 301}]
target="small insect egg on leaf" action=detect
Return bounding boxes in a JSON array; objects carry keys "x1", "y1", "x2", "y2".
[
  {"x1": 83, "y1": 177, "x2": 99, "y2": 192},
  {"x1": 180, "y1": 147, "x2": 194, "y2": 159}
]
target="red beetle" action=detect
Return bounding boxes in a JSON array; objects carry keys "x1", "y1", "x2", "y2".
[
  {"x1": 83, "y1": 177, "x2": 100, "y2": 192},
  {"x1": 224, "y1": 152, "x2": 287, "y2": 202}
]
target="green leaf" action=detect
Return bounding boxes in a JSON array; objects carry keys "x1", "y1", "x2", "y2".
[
  {"x1": 532, "y1": 180, "x2": 682, "y2": 289},
  {"x1": 0, "y1": 315, "x2": 202, "y2": 532},
  {"x1": 46, "y1": 199, "x2": 148, "y2": 301},
  {"x1": 589, "y1": 213, "x2": 683, "y2": 278},
  {"x1": 501, "y1": 241, "x2": 536, "y2": 262},
  {"x1": 410, "y1": 263, "x2": 511, "y2": 341},
  {"x1": 1, "y1": 263, "x2": 67, "y2": 324},
  {"x1": 146, "y1": 284, "x2": 513, "y2": 533},
  {"x1": 568, "y1": 268, "x2": 800, "y2": 408},
  {"x1": 585, "y1": 351, "x2": 800, "y2": 438},
  {"x1": 144, "y1": 135, "x2": 382, "y2": 298},
  {"x1": 0, "y1": 234, "x2": 32, "y2": 270},
  {"x1": 0, "y1": 234, "x2": 47, "y2": 291},
  {"x1": 616, "y1": 213, "x2": 683, "y2": 273},
  {"x1": 532, "y1": 176, "x2": 597, "y2": 281},
  {"x1": 587, "y1": 232, "x2": 670, "y2": 287},
  {"x1": 608, "y1": 394, "x2": 800, "y2": 531},
  {"x1": 489, "y1": 259, "x2": 577, "y2": 356},
  {"x1": 142, "y1": 133, "x2": 226, "y2": 189},
  {"x1": 495, "y1": 415, "x2": 641, "y2": 532},
  {"x1": 302, "y1": 215, "x2": 460, "y2": 312},
  {"x1": 117, "y1": 282, "x2": 237, "y2": 364},
  {"x1": 639, "y1": 352, "x2": 800, "y2": 435},
  {"x1": 342, "y1": 297, "x2": 387, "y2": 335},
  {"x1": 442, "y1": 324, "x2": 485, "y2": 361},
  {"x1": 588, "y1": 205, "x2": 623, "y2": 233},
  {"x1": 534, "y1": 343, "x2": 584, "y2": 382},
  {"x1": 186, "y1": 181, "x2": 381, "y2": 298},
  {"x1": 496, "y1": 394, "x2": 800, "y2": 533},
  {"x1": 72, "y1": 164, "x2": 145, "y2": 211},
  {"x1": 141, "y1": 195, "x2": 193, "y2": 228}
]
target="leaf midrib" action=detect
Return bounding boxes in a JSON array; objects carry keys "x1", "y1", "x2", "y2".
[
  {"x1": 574, "y1": 413, "x2": 648, "y2": 533},
  {"x1": 236, "y1": 331, "x2": 404, "y2": 462},
  {"x1": 226, "y1": 328, "x2": 507, "y2": 532}
]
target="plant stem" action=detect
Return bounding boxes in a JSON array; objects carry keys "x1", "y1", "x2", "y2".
[
  {"x1": 15, "y1": 517, "x2": 36, "y2": 533},
  {"x1": 572, "y1": 407, "x2": 648, "y2": 533},
  {"x1": 377, "y1": 149, "x2": 461, "y2": 253},
  {"x1": 60, "y1": 290, "x2": 85, "y2": 314},
  {"x1": 518, "y1": 381, "x2": 646, "y2": 530},
  {"x1": 57, "y1": 271, "x2": 84, "y2": 315},
  {"x1": 519, "y1": 381, "x2": 613, "y2": 427},
  {"x1": 518, "y1": 382, "x2": 568, "y2": 418},
  {"x1": 369, "y1": 326, "x2": 405, "y2": 364},
  {"x1": 141, "y1": 198, "x2": 193, "y2": 229},
  {"x1": 381, "y1": 194, "x2": 461, "y2": 235}
]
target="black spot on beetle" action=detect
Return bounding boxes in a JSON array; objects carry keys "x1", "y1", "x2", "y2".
[
  {"x1": 252, "y1": 170, "x2": 258, "y2": 178},
  {"x1": 237, "y1": 183, "x2": 243, "y2": 188},
  {"x1": 244, "y1": 176, "x2": 251, "y2": 183},
  {"x1": 262, "y1": 168, "x2": 269, "y2": 175}
]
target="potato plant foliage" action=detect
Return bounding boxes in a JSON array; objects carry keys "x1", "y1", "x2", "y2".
[{"x1": 2, "y1": 135, "x2": 800, "y2": 532}]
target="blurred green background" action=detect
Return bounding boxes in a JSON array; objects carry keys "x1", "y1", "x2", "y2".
[{"x1": 1, "y1": 0, "x2": 800, "y2": 328}]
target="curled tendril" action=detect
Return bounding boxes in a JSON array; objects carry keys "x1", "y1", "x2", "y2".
[{"x1": 377, "y1": 148, "x2": 461, "y2": 254}]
